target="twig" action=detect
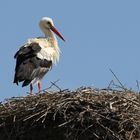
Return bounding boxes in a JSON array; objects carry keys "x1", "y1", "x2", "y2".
[
  {"x1": 121, "y1": 96, "x2": 140, "y2": 106},
  {"x1": 97, "y1": 121, "x2": 121, "y2": 140},
  {"x1": 136, "y1": 80, "x2": 140, "y2": 94},
  {"x1": 129, "y1": 127, "x2": 137, "y2": 140},
  {"x1": 107, "y1": 80, "x2": 114, "y2": 89},
  {"x1": 58, "y1": 119, "x2": 74, "y2": 127},
  {"x1": 43, "y1": 79, "x2": 60, "y2": 92},
  {"x1": 109, "y1": 69, "x2": 126, "y2": 91}
]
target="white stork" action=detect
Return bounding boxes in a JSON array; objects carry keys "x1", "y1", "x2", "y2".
[{"x1": 14, "y1": 17, "x2": 65, "y2": 95}]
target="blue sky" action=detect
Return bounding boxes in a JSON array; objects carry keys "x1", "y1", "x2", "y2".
[{"x1": 0, "y1": 0, "x2": 140, "y2": 100}]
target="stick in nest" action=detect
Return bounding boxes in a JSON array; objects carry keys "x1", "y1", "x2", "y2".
[{"x1": 109, "y1": 69, "x2": 127, "y2": 91}]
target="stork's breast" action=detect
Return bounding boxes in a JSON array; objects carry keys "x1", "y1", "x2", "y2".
[
  {"x1": 37, "y1": 47, "x2": 57, "y2": 63},
  {"x1": 28, "y1": 38, "x2": 60, "y2": 63}
]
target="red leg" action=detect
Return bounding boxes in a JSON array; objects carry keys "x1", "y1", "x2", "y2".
[
  {"x1": 30, "y1": 84, "x2": 33, "y2": 95},
  {"x1": 38, "y1": 82, "x2": 42, "y2": 93}
]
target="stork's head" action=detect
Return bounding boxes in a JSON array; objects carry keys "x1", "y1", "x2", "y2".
[{"x1": 39, "y1": 17, "x2": 65, "y2": 41}]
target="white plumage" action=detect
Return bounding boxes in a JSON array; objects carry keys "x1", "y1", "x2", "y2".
[{"x1": 27, "y1": 38, "x2": 60, "y2": 63}]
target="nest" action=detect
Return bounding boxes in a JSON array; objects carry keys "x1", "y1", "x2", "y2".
[{"x1": 0, "y1": 87, "x2": 140, "y2": 140}]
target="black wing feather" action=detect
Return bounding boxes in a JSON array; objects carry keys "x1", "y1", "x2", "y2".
[{"x1": 14, "y1": 42, "x2": 52, "y2": 87}]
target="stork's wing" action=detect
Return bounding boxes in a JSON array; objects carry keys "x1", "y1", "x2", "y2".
[{"x1": 14, "y1": 42, "x2": 52, "y2": 87}]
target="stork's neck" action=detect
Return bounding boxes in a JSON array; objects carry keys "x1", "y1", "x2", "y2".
[
  {"x1": 44, "y1": 29, "x2": 59, "y2": 49},
  {"x1": 43, "y1": 29, "x2": 60, "y2": 63},
  {"x1": 44, "y1": 29, "x2": 56, "y2": 41}
]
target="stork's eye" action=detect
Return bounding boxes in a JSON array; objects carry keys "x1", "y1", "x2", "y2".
[{"x1": 47, "y1": 21, "x2": 51, "y2": 26}]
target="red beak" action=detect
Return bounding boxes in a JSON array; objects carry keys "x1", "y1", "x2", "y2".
[{"x1": 51, "y1": 25, "x2": 65, "y2": 41}]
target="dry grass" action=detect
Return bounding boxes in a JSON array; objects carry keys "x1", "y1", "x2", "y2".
[{"x1": 0, "y1": 87, "x2": 140, "y2": 140}]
